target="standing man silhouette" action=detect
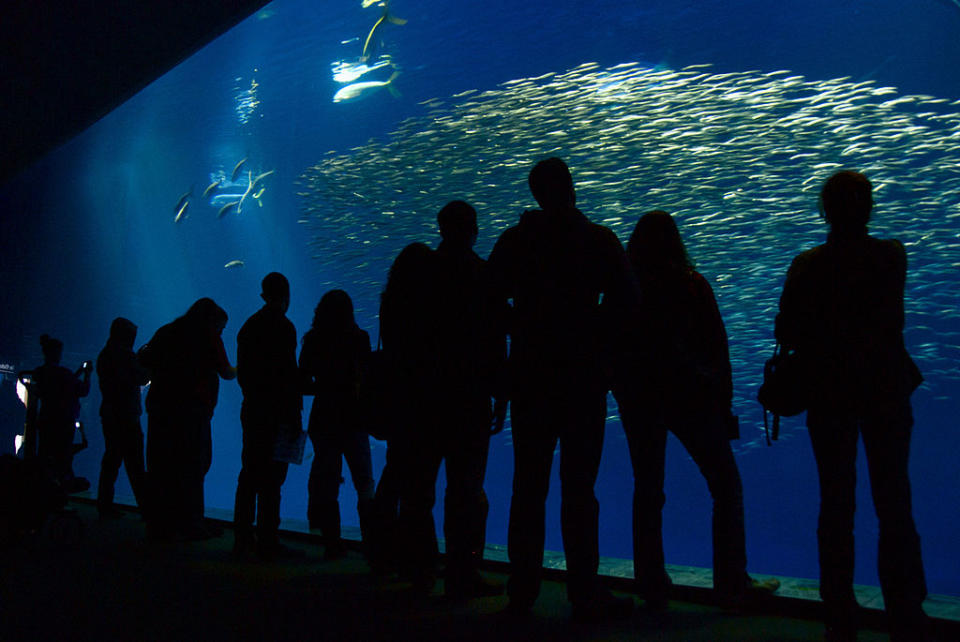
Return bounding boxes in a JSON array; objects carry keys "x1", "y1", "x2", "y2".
[
  {"x1": 234, "y1": 272, "x2": 302, "y2": 559},
  {"x1": 486, "y1": 158, "x2": 636, "y2": 619}
]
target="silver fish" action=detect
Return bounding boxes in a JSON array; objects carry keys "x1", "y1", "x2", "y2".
[
  {"x1": 231, "y1": 158, "x2": 247, "y2": 182},
  {"x1": 202, "y1": 180, "x2": 222, "y2": 201},
  {"x1": 217, "y1": 200, "x2": 240, "y2": 218}
]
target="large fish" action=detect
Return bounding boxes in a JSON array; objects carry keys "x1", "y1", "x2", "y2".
[
  {"x1": 332, "y1": 59, "x2": 393, "y2": 84},
  {"x1": 333, "y1": 71, "x2": 401, "y2": 103},
  {"x1": 361, "y1": 4, "x2": 407, "y2": 62}
]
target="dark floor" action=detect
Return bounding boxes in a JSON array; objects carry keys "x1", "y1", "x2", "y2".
[{"x1": 0, "y1": 501, "x2": 953, "y2": 641}]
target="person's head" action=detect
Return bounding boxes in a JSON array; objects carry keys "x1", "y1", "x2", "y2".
[
  {"x1": 108, "y1": 317, "x2": 138, "y2": 350},
  {"x1": 312, "y1": 289, "x2": 355, "y2": 333},
  {"x1": 39, "y1": 334, "x2": 63, "y2": 365},
  {"x1": 528, "y1": 157, "x2": 576, "y2": 210},
  {"x1": 261, "y1": 272, "x2": 290, "y2": 313},
  {"x1": 185, "y1": 297, "x2": 229, "y2": 334},
  {"x1": 437, "y1": 200, "x2": 478, "y2": 249},
  {"x1": 384, "y1": 242, "x2": 433, "y2": 300},
  {"x1": 819, "y1": 170, "x2": 872, "y2": 236},
  {"x1": 626, "y1": 210, "x2": 694, "y2": 274}
]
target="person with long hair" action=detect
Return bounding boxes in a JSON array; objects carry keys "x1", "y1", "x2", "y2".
[
  {"x1": 612, "y1": 210, "x2": 778, "y2": 611},
  {"x1": 300, "y1": 288, "x2": 375, "y2": 560},
  {"x1": 776, "y1": 171, "x2": 927, "y2": 641},
  {"x1": 368, "y1": 242, "x2": 437, "y2": 580}
]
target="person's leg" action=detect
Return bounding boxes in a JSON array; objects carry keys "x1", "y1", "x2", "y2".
[
  {"x1": 145, "y1": 411, "x2": 175, "y2": 538},
  {"x1": 97, "y1": 417, "x2": 124, "y2": 514},
  {"x1": 807, "y1": 410, "x2": 860, "y2": 635},
  {"x1": 507, "y1": 395, "x2": 557, "y2": 609},
  {"x1": 180, "y1": 415, "x2": 213, "y2": 535},
  {"x1": 233, "y1": 409, "x2": 259, "y2": 551},
  {"x1": 443, "y1": 417, "x2": 492, "y2": 592},
  {"x1": 672, "y1": 413, "x2": 749, "y2": 597},
  {"x1": 396, "y1": 424, "x2": 444, "y2": 588},
  {"x1": 256, "y1": 458, "x2": 289, "y2": 553},
  {"x1": 617, "y1": 393, "x2": 671, "y2": 605},
  {"x1": 368, "y1": 441, "x2": 400, "y2": 572},
  {"x1": 861, "y1": 401, "x2": 928, "y2": 640},
  {"x1": 557, "y1": 390, "x2": 607, "y2": 606},
  {"x1": 308, "y1": 429, "x2": 345, "y2": 550},
  {"x1": 342, "y1": 429, "x2": 375, "y2": 545},
  {"x1": 121, "y1": 418, "x2": 148, "y2": 510}
]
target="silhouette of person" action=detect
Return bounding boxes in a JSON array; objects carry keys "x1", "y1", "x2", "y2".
[
  {"x1": 233, "y1": 273, "x2": 302, "y2": 559},
  {"x1": 95, "y1": 317, "x2": 149, "y2": 518},
  {"x1": 393, "y1": 201, "x2": 508, "y2": 598},
  {"x1": 775, "y1": 171, "x2": 927, "y2": 642},
  {"x1": 299, "y1": 289, "x2": 375, "y2": 560},
  {"x1": 368, "y1": 242, "x2": 435, "y2": 578},
  {"x1": 27, "y1": 334, "x2": 92, "y2": 493},
  {"x1": 485, "y1": 157, "x2": 636, "y2": 618},
  {"x1": 610, "y1": 210, "x2": 779, "y2": 611},
  {"x1": 139, "y1": 297, "x2": 236, "y2": 540}
]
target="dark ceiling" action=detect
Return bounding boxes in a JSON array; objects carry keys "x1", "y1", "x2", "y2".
[{"x1": 0, "y1": 0, "x2": 271, "y2": 187}]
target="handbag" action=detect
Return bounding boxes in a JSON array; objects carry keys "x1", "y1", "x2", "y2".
[{"x1": 757, "y1": 342, "x2": 809, "y2": 445}]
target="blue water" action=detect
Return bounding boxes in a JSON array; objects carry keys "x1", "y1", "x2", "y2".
[{"x1": 2, "y1": 0, "x2": 959, "y2": 595}]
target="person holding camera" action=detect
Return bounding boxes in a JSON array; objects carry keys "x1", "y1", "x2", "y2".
[
  {"x1": 610, "y1": 210, "x2": 778, "y2": 611},
  {"x1": 27, "y1": 334, "x2": 92, "y2": 492}
]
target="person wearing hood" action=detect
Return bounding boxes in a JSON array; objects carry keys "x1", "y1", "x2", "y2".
[{"x1": 96, "y1": 317, "x2": 150, "y2": 518}]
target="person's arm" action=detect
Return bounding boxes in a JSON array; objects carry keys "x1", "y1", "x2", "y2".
[
  {"x1": 132, "y1": 353, "x2": 151, "y2": 386},
  {"x1": 695, "y1": 273, "x2": 733, "y2": 407},
  {"x1": 76, "y1": 361, "x2": 93, "y2": 398},
  {"x1": 299, "y1": 335, "x2": 319, "y2": 396},
  {"x1": 774, "y1": 253, "x2": 810, "y2": 350},
  {"x1": 214, "y1": 335, "x2": 237, "y2": 380}
]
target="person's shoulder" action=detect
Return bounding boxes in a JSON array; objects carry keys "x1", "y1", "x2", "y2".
[
  {"x1": 789, "y1": 243, "x2": 826, "y2": 271},
  {"x1": 870, "y1": 236, "x2": 906, "y2": 256},
  {"x1": 589, "y1": 219, "x2": 621, "y2": 243},
  {"x1": 489, "y1": 216, "x2": 526, "y2": 255},
  {"x1": 689, "y1": 269, "x2": 711, "y2": 288}
]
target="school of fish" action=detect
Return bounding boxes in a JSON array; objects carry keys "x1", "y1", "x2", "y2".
[{"x1": 296, "y1": 61, "x2": 960, "y2": 447}]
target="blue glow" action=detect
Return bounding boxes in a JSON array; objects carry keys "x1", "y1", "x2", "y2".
[{"x1": 1, "y1": 0, "x2": 959, "y2": 597}]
